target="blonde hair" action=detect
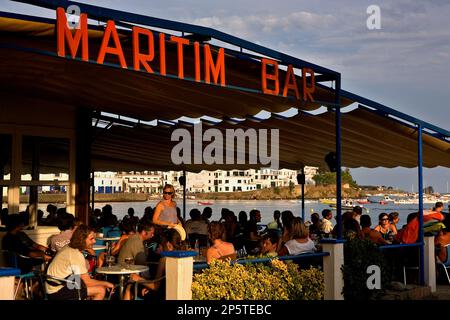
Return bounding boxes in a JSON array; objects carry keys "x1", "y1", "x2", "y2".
[
  {"x1": 163, "y1": 184, "x2": 176, "y2": 198},
  {"x1": 290, "y1": 217, "x2": 309, "y2": 240}
]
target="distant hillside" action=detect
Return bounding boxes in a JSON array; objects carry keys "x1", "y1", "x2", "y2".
[
  {"x1": 194, "y1": 185, "x2": 367, "y2": 200},
  {"x1": 2, "y1": 192, "x2": 148, "y2": 204}
]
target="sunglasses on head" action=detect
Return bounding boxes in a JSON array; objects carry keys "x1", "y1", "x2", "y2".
[{"x1": 163, "y1": 191, "x2": 173, "y2": 195}]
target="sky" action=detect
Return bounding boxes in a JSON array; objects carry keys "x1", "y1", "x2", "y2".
[{"x1": 1, "y1": 0, "x2": 449, "y2": 192}]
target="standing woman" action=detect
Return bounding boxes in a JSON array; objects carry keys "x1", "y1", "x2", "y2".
[{"x1": 152, "y1": 184, "x2": 180, "y2": 228}]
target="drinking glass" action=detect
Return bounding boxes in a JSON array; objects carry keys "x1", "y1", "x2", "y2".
[
  {"x1": 105, "y1": 255, "x2": 115, "y2": 267},
  {"x1": 124, "y1": 257, "x2": 134, "y2": 269}
]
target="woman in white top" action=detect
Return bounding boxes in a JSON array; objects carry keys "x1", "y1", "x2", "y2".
[{"x1": 278, "y1": 217, "x2": 316, "y2": 256}]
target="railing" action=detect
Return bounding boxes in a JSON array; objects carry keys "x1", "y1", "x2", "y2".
[
  {"x1": 378, "y1": 242, "x2": 423, "y2": 251},
  {"x1": 193, "y1": 252, "x2": 330, "y2": 271}
]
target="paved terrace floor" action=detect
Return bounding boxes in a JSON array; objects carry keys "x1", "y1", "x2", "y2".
[{"x1": 382, "y1": 284, "x2": 450, "y2": 300}]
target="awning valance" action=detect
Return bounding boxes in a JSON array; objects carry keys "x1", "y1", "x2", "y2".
[{"x1": 91, "y1": 107, "x2": 450, "y2": 171}]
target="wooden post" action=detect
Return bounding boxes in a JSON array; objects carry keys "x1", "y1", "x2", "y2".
[
  {"x1": 8, "y1": 129, "x2": 21, "y2": 214},
  {"x1": 29, "y1": 137, "x2": 39, "y2": 229},
  {"x1": 75, "y1": 109, "x2": 92, "y2": 225}
]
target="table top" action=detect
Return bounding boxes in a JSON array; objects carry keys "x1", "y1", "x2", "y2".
[
  {"x1": 93, "y1": 245, "x2": 108, "y2": 251},
  {"x1": 96, "y1": 236, "x2": 121, "y2": 241},
  {"x1": 95, "y1": 265, "x2": 149, "y2": 275}
]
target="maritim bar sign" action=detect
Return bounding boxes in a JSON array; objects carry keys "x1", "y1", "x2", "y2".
[{"x1": 56, "y1": 7, "x2": 316, "y2": 101}]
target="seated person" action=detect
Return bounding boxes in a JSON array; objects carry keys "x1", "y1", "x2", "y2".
[
  {"x1": 97, "y1": 219, "x2": 136, "y2": 268},
  {"x1": 46, "y1": 225, "x2": 114, "y2": 300},
  {"x1": 266, "y1": 210, "x2": 282, "y2": 230},
  {"x1": 243, "y1": 209, "x2": 262, "y2": 254},
  {"x1": 321, "y1": 209, "x2": 334, "y2": 236},
  {"x1": 118, "y1": 222, "x2": 155, "y2": 266},
  {"x1": 309, "y1": 212, "x2": 322, "y2": 240},
  {"x1": 185, "y1": 208, "x2": 208, "y2": 248},
  {"x1": 389, "y1": 212, "x2": 400, "y2": 234},
  {"x1": 360, "y1": 215, "x2": 388, "y2": 245},
  {"x1": 435, "y1": 228, "x2": 450, "y2": 263},
  {"x1": 278, "y1": 217, "x2": 316, "y2": 256},
  {"x1": 48, "y1": 213, "x2": 76, "y2": 253},
  {"x1": 278, "y1": 211, "x2": 294, "y2": 251},
  {"x1": 423, "y1": 208, "x2": 446, "y2": 235},
  {"x1": 206, "y1": 222, "x2": 236, "y2": 264},
  {"x1": 260, "y1": 231, "x2": 279, "y2": 258},
  {"x1": 374, "y1": 213, "x2": 397, "y2": 241},
  {"x1": 124, "y1": 229, "x2": 181, "y2": 300},
  {"x1": 395, "y1": 212, "x2": 419, "y2": 244},
  {"x1": 2, "y1": 214, "x2": 52, "y2": 273}
]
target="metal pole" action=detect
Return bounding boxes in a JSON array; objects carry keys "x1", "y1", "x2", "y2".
[
  {"x1": 418, "y1": 124, "x2": 424, "y2": 286},
  {"x1": 301, "y1": 166, "x2": 305, "y2": 221},
  {"x1": 183, "y1": 169, "x2": 186, "y2": 221},
  {"x1": 335, "y1": 76, "x2": 342, "y2": 240},
  {"x1": 91, "y1": 171, "x2": 95, "y2": 212}
]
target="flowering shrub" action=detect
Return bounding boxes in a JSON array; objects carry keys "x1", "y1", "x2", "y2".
[{"x1": 192, "y1": 259, "x2": 324, "y2": 300}]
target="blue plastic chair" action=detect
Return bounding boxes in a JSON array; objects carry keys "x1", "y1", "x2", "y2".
[
  {"x1": 1, "y1": 250, "x2": 40, "y2": 299},
  {"x1": 38, "y1": 273, "x2": 83, "y2": 300},
  {"x1": 437, "y1": 245, "x2": 450, "y2": 285}
]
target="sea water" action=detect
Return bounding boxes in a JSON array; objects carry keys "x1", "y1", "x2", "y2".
[{"x1": 96, "y1": 200, "x2": 436, "y2": 228}]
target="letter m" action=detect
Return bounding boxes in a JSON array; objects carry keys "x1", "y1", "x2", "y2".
[
  {"x1": 57, "y1": 7, "x2": 89, "y2": 61},
  {"x1": 204, "y1": 44, "x2": 225, "y2": 86}
]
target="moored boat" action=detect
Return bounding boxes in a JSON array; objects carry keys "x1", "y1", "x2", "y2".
[{"x1": 197, "y1": 201, "x2": 213, "y2": 205}]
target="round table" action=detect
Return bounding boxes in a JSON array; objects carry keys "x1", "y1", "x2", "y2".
[
  {"x1": 93, "y1": 245, "x2": 107, "y2": 252},
  {"x1": 96, "y1": 265, "x2": 149, "y2": 299},
  {"x1": 96, "y1": 236, "x2": 121, "y2": 255}
]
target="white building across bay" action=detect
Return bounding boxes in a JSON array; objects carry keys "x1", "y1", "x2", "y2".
[{"x1": 2, "y1": 168, "x2": 318, "y2": 197}]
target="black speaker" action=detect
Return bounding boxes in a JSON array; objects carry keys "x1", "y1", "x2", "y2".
[
  {"x1": 296, "y1": 173, "x2": 305, "y2": 185},
  {"x1": 178, "y1": 175, "x2": 186, "y2": 186},
  {"x1": 325, "y1": 152, "x2": 337, "y2": 172}
]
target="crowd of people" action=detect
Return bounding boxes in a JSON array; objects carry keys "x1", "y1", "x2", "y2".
[{"x1": 2, "y1": 189, "x2": 450, "y2": 300}]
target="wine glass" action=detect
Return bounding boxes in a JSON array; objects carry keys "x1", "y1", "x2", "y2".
[
  {"x1": 105, "y1": 255, "x2": 115, "y2": 267},
  {"x1": 124, "y1": 257, "x2": 134, "y2": 269}
]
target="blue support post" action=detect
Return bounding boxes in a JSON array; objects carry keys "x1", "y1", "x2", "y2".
[
  {"x1": 301, "y1": 166, "x2": 305, "y2": 221},
  {"x1": 335, "y1": 76, "x2": 342, "y2": 240},
  {"x1": 418, "y1": 124, "x2": 425, "y2": 286}
]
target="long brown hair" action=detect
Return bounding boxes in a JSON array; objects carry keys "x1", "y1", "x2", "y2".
[
  {"x1": 69, "y1": 224, "x2": 95, "y2": 250},
  {"x1": 208, "y1": 221, "x2": 225, "y2": 241}
]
